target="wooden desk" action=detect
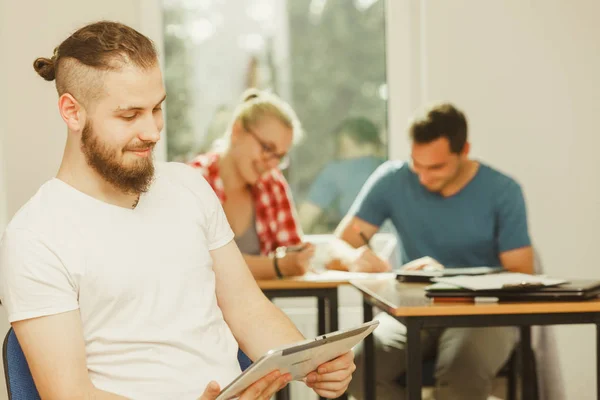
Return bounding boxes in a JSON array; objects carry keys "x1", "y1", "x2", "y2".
[
  {"x1": 257, "y1": 272, "x2": 357, "y2": 400},
  {"x1": 258, "y1": 272, "x2": 393, "y2": 335},
  {"x1": 257, "y1": 275, "x2": 349, "y2": 336},
  {"x1": 351, "y1": 279, "x2": 600, "y2": 400}
]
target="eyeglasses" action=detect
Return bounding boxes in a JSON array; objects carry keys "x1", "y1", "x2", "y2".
[{"x1": 246, "y1": 127, "x2": 290, "y2": 169}]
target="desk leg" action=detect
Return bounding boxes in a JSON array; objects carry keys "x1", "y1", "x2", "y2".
[
  {"x1": 322, "y1": 290, "x2": 345, "y2": 400},
  {"x1": 596, "y1": 321, "x2": 600, "y2": 400},
  {"x1": 328, "y1": 289, "x2": 339, "y2": 332},
  {"x1": 405, "y1": 318, "x2": 422, "y2": 400},
  {"x1": 276, "y1": 387, "x2": 290, "y2": 400},
  {"x1": 363, "y1": 300, "x2": 375, "y2": 400},
  {"x1": 318, "y1": 297, "x2": 326, "y2": 335},
  {"x1": 520, "y1": 326, "x2": 538, "y2": 400}
]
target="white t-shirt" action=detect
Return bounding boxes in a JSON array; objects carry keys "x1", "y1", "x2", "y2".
[{"x1": 0, "y1": 162, "x2": 240, "y2": 399}]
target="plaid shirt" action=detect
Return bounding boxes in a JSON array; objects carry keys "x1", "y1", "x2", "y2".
[{"x1": 189, "y1": 153, "x2": 303, "y2": 255}]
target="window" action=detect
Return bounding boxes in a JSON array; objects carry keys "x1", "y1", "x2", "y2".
[{"x1": 163, "y1": 0, "x2": 387, "y2": 233}]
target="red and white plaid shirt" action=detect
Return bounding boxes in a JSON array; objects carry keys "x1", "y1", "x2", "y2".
[{"x1": 189, "y1": 153, "x2": 303, "y2": 255}]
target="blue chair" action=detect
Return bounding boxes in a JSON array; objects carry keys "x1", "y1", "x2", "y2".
[
  {"x1": 237, "y1": 348, "x2": 253, "y2": 371},
  {"x1": 3, "y1": 329, "x2": 254, "y2": 400},
  {"x1": 3, "y1": 328, "x2": 41, "y2": 400}
]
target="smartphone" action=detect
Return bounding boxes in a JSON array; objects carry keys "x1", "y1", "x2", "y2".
[{"x1": 286, "y1": 244, "x2": 309, "y2": 252}]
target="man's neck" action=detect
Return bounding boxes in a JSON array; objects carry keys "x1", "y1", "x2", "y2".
[
  {"x1": 219, "y1": 152, "x2": 250, "y2": 194},
  {"x1": 57, "y1": 153, "x2": 140, "y2": 209},
  {"x1": 440, "y1": 159, "x2": 480, "y2": 197}
]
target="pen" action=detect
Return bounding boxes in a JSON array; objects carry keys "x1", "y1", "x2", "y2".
[{"x1": 352, "y1": 224, "x2": 371, "y2": 249}]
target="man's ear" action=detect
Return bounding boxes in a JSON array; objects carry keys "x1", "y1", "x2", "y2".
[
  {"x1": 461, "y1": 142, "x2": 471, "y2": 158},
  {"x1": 58, "y1": 93, "x2": 86, "y2": 132}
]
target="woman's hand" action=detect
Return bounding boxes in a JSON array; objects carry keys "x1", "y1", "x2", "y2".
[{"x1": 280, "y1": 243, "x2": 315, "y2": 277}]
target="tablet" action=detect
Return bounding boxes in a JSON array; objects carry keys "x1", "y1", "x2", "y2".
[{"x1": 216, "y1": 320, "x2": 379, "y2": 400}]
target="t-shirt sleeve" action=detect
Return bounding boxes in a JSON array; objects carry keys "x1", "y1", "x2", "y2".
[
  {"x1": 496, "y1": 180, "x2": 532, "y2": 252},
  {"x1": 176, "y1": 162, "x2": 234, "y2": 250},
  {"x1": 306, "y1": 164, "x2": 337, "y2": 209},
  {"x1": 0, "y1": 229, "x2": 79, "y2": 323},
  {"x1": 203, "y1": 183, "x2": 235, "y2": 250},
  {"x1": 347, "y1": 163, "x2": 393, "y2": 227}
]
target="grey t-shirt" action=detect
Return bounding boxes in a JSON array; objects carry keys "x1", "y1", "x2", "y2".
[{"x1": 234, "y1": 210, "x2": 261, "y2": 256}]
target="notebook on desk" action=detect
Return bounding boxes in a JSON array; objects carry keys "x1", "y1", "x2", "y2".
[
  {"x1": 425, "y1": 280, "x2": 600, "y2": 301},
  {"x1": 432, "y1": 272, "x2": 566, "y2": 291},
  {"x1": 396, "y1": 266, "x2": 504, "y2": 283}
]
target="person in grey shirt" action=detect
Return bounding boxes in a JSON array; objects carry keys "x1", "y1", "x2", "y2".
[{"x1": 336, "y1": 103, "x2": 534, "y2": 399}]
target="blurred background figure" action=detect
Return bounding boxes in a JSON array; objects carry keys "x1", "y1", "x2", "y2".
[
  {"x1": 189, "y1": 88, "x2": 315, "y2": 281},
  {"x1": 195, "y1": 104, "x2": 234, "y2": 154},
  {"x1": 298, "y1": 117, "x2": 385, "y2": 233}
]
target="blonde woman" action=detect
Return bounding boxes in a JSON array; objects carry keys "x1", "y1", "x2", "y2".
[{"x1": 189, "y1": 89, "x2": 315, "y2": 281}]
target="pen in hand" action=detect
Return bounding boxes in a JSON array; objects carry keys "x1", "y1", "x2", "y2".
[{"x1": 352, "y1": 224, "x2": 372, "y2": 250}]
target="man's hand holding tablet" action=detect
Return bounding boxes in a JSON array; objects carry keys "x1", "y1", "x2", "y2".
[
  {"x1": 198, "y1": 351, "x2": 354, "y2": 400},
  {"x1": 214, "y1": 321, "x2": 377, "y2": 400}
]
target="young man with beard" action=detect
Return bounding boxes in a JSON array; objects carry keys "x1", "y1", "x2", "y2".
[
  {"x1": 337, "y1": 103, "x2": 533, "y2": 399},
  {"x1": 0, "y1": 21, "x2": 354, "y2": 400}
]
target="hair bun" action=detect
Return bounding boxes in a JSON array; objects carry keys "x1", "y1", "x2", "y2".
[
  {"x1": 33, "y1": 57, "x2": 56, "y2": 81},
  {"x1": 241, "y1": 88, "x2": 261, "y2": 102}
]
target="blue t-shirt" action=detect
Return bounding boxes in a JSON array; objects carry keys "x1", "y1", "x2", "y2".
[
  {"x1": 307, "y1": 156, "x2": 384, "y2": 218},
  {"x1": 349, "y1": 161, "x2": 531, "y2": 268}
]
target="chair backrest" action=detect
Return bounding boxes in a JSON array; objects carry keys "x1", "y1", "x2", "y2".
[
  {"x1": 3, "y1": 328, "x2": 252, "y2": 399},
  {"x1": 237, "y1": 348, "x2": 252, "y2": 371},
  {"x1": 3, "y1": 328, "x2": 41, "y2": 400}
]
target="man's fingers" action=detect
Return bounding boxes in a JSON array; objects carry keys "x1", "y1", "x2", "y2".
[
  {"x1": 239, "y1": 371, "x2": 281, "y2": 399},
  {"x1": 305, "y1": 369, "x2": 352, "y2": 384},
  {"x1": 362, "y1": 252, "x2": 390, "y2": 272},
  {"x1": 261, "y1": 373, "x2": 292, "y2": 399},
  {"x1": 315, "y1": 351, "x2": 354, "y2": 374},
  {"x1": 198, "y1": 381, "x2": 221, "y2": 400},
  {"x1": 353, "y1": 258, "x2": 381, "y2": 273},
  {"x1": 402, "y1": 256, "x2": 441, "y2": 271},
  {"x1": 402, "y1": 262, "x2": 427, "y2": 271},
  {"x1": 351, "y1": 248, "x2": 390, "y2": 273},
  {"x1": 373, "y1": 259, "x2": 392, "y2": 272},
  {"x1": 307, "y1": 375, "x2": 352, "y2": 392}
]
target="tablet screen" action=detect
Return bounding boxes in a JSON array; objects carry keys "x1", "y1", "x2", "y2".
[{"x1": 217, "y1": 321, "x2": 378, "y2": 400}]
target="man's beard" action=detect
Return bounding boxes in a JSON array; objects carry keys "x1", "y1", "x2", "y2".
[{"x1": 81, "y1": 121, "x2": 155, "y2": 195}]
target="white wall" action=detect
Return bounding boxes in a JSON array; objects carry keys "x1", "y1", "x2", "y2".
[
  {"x1": 0, "y1": 2, "x2": 7, "y2": 390},
  {"x1": 0, "y1": 0, "x2": 165, "y2": 220},
  {"x1": 0, "y1": 0, "x2": 8, "y2": 233},
  {"x1": 0, "y1": 2, "x2": 165, "y2": 399},
  {"x1": 386, "y1": 0, "x2": 600, "y2": 398}
]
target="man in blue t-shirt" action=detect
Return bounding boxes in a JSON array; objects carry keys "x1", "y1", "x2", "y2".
[{"x1": 337, "y1": 103, "x2": 533, "y2": 400}]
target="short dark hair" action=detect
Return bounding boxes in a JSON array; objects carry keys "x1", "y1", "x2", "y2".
[
  {"x1": 334, "y1": 117, "x2": 382, "y2": 147},
  {"x1": 409, "y1": 103, "x2": 468, "y2": 154}
]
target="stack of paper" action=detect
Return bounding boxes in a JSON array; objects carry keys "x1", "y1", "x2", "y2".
[
  {"x1": 399, "y1": 266, "x2": 503, "y2": 278},
  {"x1": 303, "y1": 271, "x2": 395, "y2": 282},
  {"x1": 432, "y1": 272, "x2": 567, "y2": 291}
]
